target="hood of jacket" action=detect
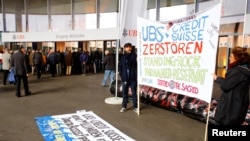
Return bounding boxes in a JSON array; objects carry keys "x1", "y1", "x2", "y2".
[{"x1": 237, "y1": 65, "x2": 250, "y2": 79}]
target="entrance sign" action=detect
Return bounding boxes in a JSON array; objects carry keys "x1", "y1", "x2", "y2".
[
  {"x1": 1, "y1": 28, "x2": 118, "y2": 42},
  {"x1": 137, "y1": 3, "x2": 222, "y2": 103}
]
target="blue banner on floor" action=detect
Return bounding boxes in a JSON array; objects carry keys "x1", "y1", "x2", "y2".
[{"x1": 35, "y1": 110, "x2": 135, "y2": 141}]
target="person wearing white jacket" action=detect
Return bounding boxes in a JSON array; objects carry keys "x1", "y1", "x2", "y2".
[{"x1": 2, "y1": 48, "x2": 11, "y2": 85}]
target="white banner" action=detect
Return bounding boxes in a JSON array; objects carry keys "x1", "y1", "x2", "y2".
[
  {"x1": 137, "y1": 3, "x2": 222, "y2": 103},
  {"x1": 35, "y1": 111, "x2": 135, "y2": 141},
  {"x1": 119, "y1": 0, "x2": 147, "y2": 47}
]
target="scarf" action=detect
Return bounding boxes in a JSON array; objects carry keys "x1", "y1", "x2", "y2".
[
  {"x1": 228, "y1": 61, "x2": 239, "y2": 69},
  {"x1": 228, "y1": 61, "x2": 249, "y2": 69}
]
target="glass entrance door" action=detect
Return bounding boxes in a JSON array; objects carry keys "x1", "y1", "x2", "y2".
[
  {"x1": 216, "y1": 36, "x2": 229, "y2": 77},
  {"x1": 216, "y1": 34, "x2": 244, "y2": 77}
]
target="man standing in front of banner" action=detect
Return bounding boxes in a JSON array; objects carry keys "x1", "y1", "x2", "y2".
[{"x1": 119, "y1": 43, "x2": 138, "y2": 113}]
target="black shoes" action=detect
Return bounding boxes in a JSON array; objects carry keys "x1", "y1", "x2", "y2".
[
  {"x1": 16, "y1": 91, "x2": 31, "y2": 97},
  {"x1": 16, "y1": 93, "x2": 21, "y2": 97},
  {"x1": 25, "y1": 91, "x2": 31, "y2": 96}
]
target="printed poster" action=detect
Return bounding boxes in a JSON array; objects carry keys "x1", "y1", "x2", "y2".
[
  {"x1": 137, "y1": 3, "x2": 221, "y2": 103},
  {"x1": 35, "y1": 111, "x2": 135, "y2": 141}
]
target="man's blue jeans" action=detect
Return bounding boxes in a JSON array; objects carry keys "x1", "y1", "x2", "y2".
[{"x1": 101, "y1": 70, "x2": 115, "y2": 86}]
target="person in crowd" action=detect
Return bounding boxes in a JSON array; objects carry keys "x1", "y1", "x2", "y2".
[
  {"x1": 2, "y1": 48, "x2": 11, "y2": 85},
  {"x1": 80, "y1": 50, "x2": 89, "y2": 76},
  {"x1": 26, "y1": 48, "x2": 31, "y2": 72},
  {"x1": 213, "y1": 46, "x2": 250, "y2": 125},
  {"x1": 24, "y1": 48, "x2": 30, "y2": 74},
  {"x1": 9, "y1": 50, "x2": 14, "y2": 59},
  {"x1": 65, "y1": 50, "x2": 73, "y2": 75},
  {"x1": 60, "y1": 50, "x2": 66, "y2": 75},
  {"x1": 72, "y1": 48, "x2": 82, "y2": 74},
  {"x1": 93, "y1": 48, "x2": 102, "y2": 73},
  {"x1": 55, "y1": 50, "x2": 62, "y2": 76},
  {"x1": 47, "y1": 49, "x2": 57, "y2": 77},
  {"x1": 119, "y1": 43, "x2": 138, "y2": 113},
  {"x1": 0, "y1": 49, "x2": 3, "y2": 71},
  {"x1": 41, "y1": 51, "x2": 47, "y2": 74},
  {"x1": 11, "y1": 46, "x2": 31, "y2": 97},
  {"x1": 85, "y1": 50, "x2": 92, "y2": 73},
  {"x1": 101, "y1": 49, "x2": 115, "y2": 87},
  {"x1": 29, "y1": 49, "x2": 35, "y2": 75},
  {"x1": 33, "y1": 49, "x2": 43, "y2": 79}
]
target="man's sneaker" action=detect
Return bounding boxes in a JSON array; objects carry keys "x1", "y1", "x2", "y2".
[
  {"x1": 120, "y1": 108, "x2": 126, "y2": 112},
  {"x1": 133, "y1": 108, "x2": 138, "y2": 114},
  {"x1": 101, "y1": 84, "x2": 106, "y2": 86}
]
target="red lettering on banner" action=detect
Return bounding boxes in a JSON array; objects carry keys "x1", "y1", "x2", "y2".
[
  {"x1": 158, "y1": 79, "x2": 199, "y2": 94},
  {"x1": 142, "y1": 41, "x2": 203, "y2": 55}
]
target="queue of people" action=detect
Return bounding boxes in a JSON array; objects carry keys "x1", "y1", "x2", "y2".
[
  {"x1": 27, "y1": 48, "x2": 93, "y2": 77},
  {"x1": 0, "y1": 47, "x2": 97, "y2": 97}
]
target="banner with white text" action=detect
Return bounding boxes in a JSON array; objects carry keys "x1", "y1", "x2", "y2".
[
  {"x1": 35, "y1": 111, "x2": 135, "y2": 141},
  {"x1": 137, "y1": 3, "x2": 221, "y2": 103}
]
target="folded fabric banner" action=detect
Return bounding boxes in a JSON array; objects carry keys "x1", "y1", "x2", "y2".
[{"x1": 35, "y1": 110, "x2": 135, "y2": 141}]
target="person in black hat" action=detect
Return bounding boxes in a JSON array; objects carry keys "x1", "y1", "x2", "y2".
[{"x1": 11, "y1": 46, "x2": 31, "y2": 97}]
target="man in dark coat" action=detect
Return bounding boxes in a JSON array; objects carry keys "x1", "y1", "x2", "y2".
[
  {"x1": 11, "y1": 47, "x2": 31, "y2": 97},
  {"x1": 119, "y1": 43, "x2": 138, "y2": 113},
  {"x1": 47, "y1": 49, "x2": 57, "y2": 77},
  {"x1": 33, "y1": 49, "x2": 43, "y2": 79},
  {"x1": 80, "y1": 50, "x2": 89, "y2": 76},
  {"x1": 93, "y1": 48, "x2": 102, "y2": 73}
]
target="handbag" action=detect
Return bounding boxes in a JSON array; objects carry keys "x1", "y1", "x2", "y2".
[{"x1": 8, "y1": 68, "x2": 15, "y2": 83}]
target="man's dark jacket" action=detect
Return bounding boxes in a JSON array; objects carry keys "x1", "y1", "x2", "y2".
[
  {"x1": 11, "y1": 50, "x2": 28, "y2": 75},
  {"x1": 119, "y1": 52, "x2": 137, "y2": 82}
]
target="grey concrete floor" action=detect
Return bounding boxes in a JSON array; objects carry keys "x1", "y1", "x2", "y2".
[{"x1": 0, "y1": 71, "x2": 217, "y2": 141}]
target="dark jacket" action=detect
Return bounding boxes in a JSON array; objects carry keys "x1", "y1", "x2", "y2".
[
  {"x1": 33, "y1": 51, "x2": 43, "y2": 65},
  {"x1": 214, "y1": 64, "x2": 250, "y2": 125},
  {"x1": 79, "y1": 52, "x2": 88, "y2": 63},
  {"x1": 47, "y1": 52, "x2": 56, "y2": 65},
  {"x1": 119, "y1": 52, "x2": 137, "y2": 82},
  {"x1": 65, "y1": 51, "x2": 73, "y2": 66},
  {"x1": 11, "y1": 50, "x2": 28, "y2": 76},
  {"x1": 102, "y1": 53, "x2": 115, "y2": 70},
  {"x1": 93, "y1": 50, "x2": 101, "y2": 60}
]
